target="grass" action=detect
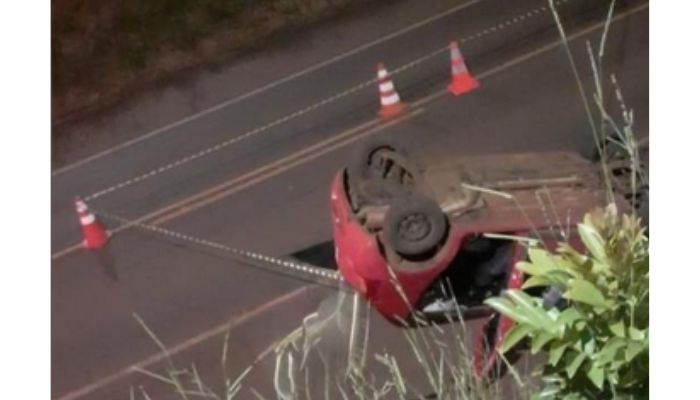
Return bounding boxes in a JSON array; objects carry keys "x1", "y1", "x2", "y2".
[
  {"x1": 548, "y1": 0, "x2": 647, "y2": 203},
  {"x1": 127, "y1": 0, "x2": 647, "y2": 398},
  {"x1": 271, "y1": 288, "x2": 538, "y2": 400},
  {"x1": 52, "y1": 0, "x2": 379, "y2": 128},
  {"x1": 131, "y1": 292, "x2": 536, "y2": 399}
]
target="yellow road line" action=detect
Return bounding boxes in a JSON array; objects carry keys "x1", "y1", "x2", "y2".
[
  {"x1": 55, "y1": 286, "x2": 313, "y2": 400},
  {"x1": 52, "y1": 2, "x2": 649, "y2": 261},
  {"x1": 53, "y1": 4, "x2": 648, "y2": 399}
]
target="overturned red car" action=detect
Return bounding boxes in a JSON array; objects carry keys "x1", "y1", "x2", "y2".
[{"x1": 330, "y1": 140, "x2": 626, "y2": 375}]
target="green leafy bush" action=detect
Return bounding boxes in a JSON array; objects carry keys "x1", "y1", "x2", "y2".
[{"x1": 485, "y1": 204, "x2": 648, "y2": 399}]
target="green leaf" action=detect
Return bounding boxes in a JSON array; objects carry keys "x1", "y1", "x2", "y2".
[
  {"x1": 527, "y1": 248, "x2": 560, "y2": 274},
  {"x1": 541, "y1": 375, "x2": 563, "y2": 384},
  {"x1": 583, "y1": 337, "x2": 597, "y2": 356},
  {"x1": 516, "y1": 261, "x2": 540, "y2": 276},
  {"x1": 564, "y1": 279, "x2": 608, "y2": 308},
  {"x1": 586, "y1": 363, "x2": 605, "y2": 389},
  {"x1": 597, "y1": 338, "x2": 626, "y2": 364},
  {"x1": 522, "y1": 274, "x2": 554, "y2": 289},
  {"x1": 533, "y1": 387, "x2": 560, "y2": 400},
  {"x1": 578, "y1": 223, "x2": 607, "y2": 263},
  {"x1": 625, "y1": 341, "x2": 645, "y2": 362},
  {"x1": 559, "y1": 243, "x2": 587, "y2": 265},
  {"x1": 531, "y1": 332, "x2": 556, "y2": 353},
  {"x1": 609, "y1": 321, "x2": 626, "y2": 338},
  {"x1": 523, "y1": 270, "x2": 573, "y2": 289},
  {"x1": 591, "y1": 260, "x2": 611, "y2": 275},
  {"x1": 500, "y1": 323, "x2": 531, "y2": 353},
  {"x1": 555, "y1": 308, "x2": 584, "y2": 330},
  {"x1": 566, "y1": 352, "x2": 587, "y2": 378},
  {"x1": 562, "y1": 394, "x2": 587, "y2": 400},
  {"x1": 484, "y1": 298, "x2": 533, "y2": 326},
  {"x1": 548, "y1": 340, "x2": 568, "y2": 366},
  {"x1": 532, "y1": 389, "x2": 559, "y2": 400},
  {"x1": 548, "y1": 270, "x2": 577, "y2": 287},
  {"x1": 507, "y1": 290, "x2": 558, "y2": 333},
  {"x1": 629, "y1": 327, "x2": 646, "y2": 341}
]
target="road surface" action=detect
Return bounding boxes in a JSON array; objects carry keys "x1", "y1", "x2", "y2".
[{"x1": 51, "y1": 0, "x2": 648, "y2": 398}]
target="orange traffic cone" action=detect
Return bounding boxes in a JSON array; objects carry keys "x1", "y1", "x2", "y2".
[
  {"x1": 75, "y1": 197, "x2": 110, "y2": 250},
  {"x1": 447, "y1": 41, "x2": 479, "y2": 96},
  {"x1": 376, "y1": 63, "x2": 406, "y2": 119}
]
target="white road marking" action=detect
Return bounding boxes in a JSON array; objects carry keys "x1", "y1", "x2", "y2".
[
  {"x1": 51, "y1": 0, "x2": 647, "y2": 260},
  {"x1": 80, "y1": 0, "x2": 573, "y2": 202},
  {"x1": 52, "y1": 5, "x2": 648, "y2": 397},
  {"x1": 54, "y1": 286, "x2": 313, "y2": 400},
  {"x1": 51, "y1": 0, "x2": 482, "y2": 177}
]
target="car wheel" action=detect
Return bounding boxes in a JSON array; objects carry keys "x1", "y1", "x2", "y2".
[
  {"x1": 383, "y1": 194, "x2": 447, "y2": 258},
  {"x1": 350, "y1": 139, "x2": 415, "y2": 183}
]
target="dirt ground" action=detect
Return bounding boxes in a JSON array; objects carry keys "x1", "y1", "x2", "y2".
[{"x1": 52, "y1": 0, "x2": 384, "y2": 132}]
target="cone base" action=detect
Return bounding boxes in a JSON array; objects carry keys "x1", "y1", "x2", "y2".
[
  {"x1": 448, "y1": 76, "x2": 480, "y2": 96},
  {"x1": 378, "y1": 102, "x2": 406, "y2": 119},
  {"x1": 82, "y1": 225, "x2": 110, "y2": 250}
]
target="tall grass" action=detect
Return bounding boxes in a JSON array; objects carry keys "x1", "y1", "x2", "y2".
[
  {"x1": 271, "y1": 290, "x2": 525, "y2": 399},
  {"x1": 268, "y1": 0, "x2": 648, "y2": 395},
  {"x1": 132, "y1": 0, "x2": 647, "y2": 398},
  {"x1": 131, "y1": 312, "x2": 262, "y2": 399},
  {"x1": 548, "y1": 0, "x2": 647, "y2": 211}
]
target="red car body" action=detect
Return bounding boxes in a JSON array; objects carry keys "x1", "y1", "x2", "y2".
[
  {"x1": 332, "y1": 171, "x2": 526, "y2": 321},
  {"x1": 330, "y1": 149, "x2": 617, "y2": 374}
]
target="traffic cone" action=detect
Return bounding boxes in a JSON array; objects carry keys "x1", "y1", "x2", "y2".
[
  {"x1": 75, "y1": 197, "x2": 110, "y2": 250},
  {"x1": 447, "y1": 41, "x2": 479, "y2": 96},
  {"x1": 376, "y1": 63, "x2": 406, "y2": 119}
]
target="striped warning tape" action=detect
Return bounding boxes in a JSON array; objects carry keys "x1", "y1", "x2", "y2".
[{"x1": 95, "y1": 210, "x2": 343, "y2": 286}]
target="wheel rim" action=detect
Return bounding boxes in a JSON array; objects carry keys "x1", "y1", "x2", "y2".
[
  {"x1": 398, "y1": 212, "x2": 431, "y2": 242},
  {"x1": 367, "y1": 147, "x2": 395, "y2": 176}
]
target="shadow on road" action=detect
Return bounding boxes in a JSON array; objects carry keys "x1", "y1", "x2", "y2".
[
  {"x1": 93, "y1": 247, "x2": 119, "y2": 282},
  {"x1": 289, "y1": 240, "x2": 337, "y2": 270}
]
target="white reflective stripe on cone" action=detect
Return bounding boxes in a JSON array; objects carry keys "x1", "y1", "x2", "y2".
[
  {"x1": 76, "y1": 202, "x2": 88, "y2": 212},
  {"x1": 452, "y1": 63, "x2": 467, "y2": 74},
  {"x1": 379, "y1": 81, "x2": 395, "y2": 93},
  {"x1": 381, "y1": 92, "x2": 400, "y2": 105},
  {"x1": 377, "y1": 68, "x2": 389, "y2": 79},
  {"x1": 80, "y1": 214, "x2": 96, "y2": 225}
]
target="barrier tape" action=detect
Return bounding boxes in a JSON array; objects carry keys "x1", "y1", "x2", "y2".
[{"x1": 96, "y1": 210, "x2": 343, "y2": 286}]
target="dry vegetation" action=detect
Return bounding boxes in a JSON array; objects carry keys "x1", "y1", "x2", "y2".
[{"x1": 52, "y1": 0, "x2": 379, "y2": 128}]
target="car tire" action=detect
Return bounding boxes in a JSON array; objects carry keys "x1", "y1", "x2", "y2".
[
  {"x1": 383, "y1": 194, "x2": 447, "y2": 258},
  {"x1": 350, "y1": 139, "x2": 415, "y2": 182},
  {"x1": 349, "y1": 139, "x2": 417, "y2": 207}
]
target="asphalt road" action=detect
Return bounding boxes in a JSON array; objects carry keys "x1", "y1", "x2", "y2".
[{"x1": 51, "y1": 0, "x2": 649, "y2": 398}]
